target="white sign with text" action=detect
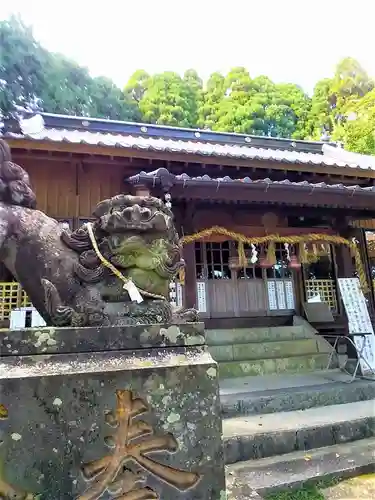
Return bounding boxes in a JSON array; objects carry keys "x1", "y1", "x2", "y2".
[{"x1": 338, "y1": 278, "x2": 375, "y2": 373}]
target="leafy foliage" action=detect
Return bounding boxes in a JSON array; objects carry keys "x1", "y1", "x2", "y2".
[
  {"x1": 138, "y1": 71, "x2": 201, "y2": 127},
  {"x1": 197, "y1": 72, "x2": 226, "y2": 129},
  {"x1": 0, "y1": 16, "x2": 46, "y2": 117},
  {"x1": 343, "y1": 88, "x2": 375, "y2": 154},
  {"x1": 124, "y1": 69, "x2": 150, "y2": 104},
  {"x1": 0, "y1": 16, "x2": 138, "y2": 120},
  {"x1": 1, "y1": 16, "x2": 374, "y2": 155}
]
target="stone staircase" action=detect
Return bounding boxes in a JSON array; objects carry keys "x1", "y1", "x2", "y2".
[
  {"x1": 207, "y1": 320, "x2": 338, "y2": 379},
  {"x1": 223, "y1": 372, "x2": 375, "y2": 496},
  {"x1": 208, "y1": 323, "x2": 375, "y2": 496}
]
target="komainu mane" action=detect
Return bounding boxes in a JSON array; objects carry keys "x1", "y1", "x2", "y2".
[{"x1": 0, "y1": 139, "x2": 197, "y2": 326}]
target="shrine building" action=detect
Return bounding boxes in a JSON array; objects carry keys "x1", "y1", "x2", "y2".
[{"x1": 2, "y1": 111, "x2": 375, "y2": 340}]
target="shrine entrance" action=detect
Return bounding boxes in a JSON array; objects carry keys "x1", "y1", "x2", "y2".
[{"x1": 194, "y1": 241, "x2": 296, "y2": 318}]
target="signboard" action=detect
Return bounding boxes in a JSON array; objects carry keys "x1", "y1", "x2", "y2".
[
  {"x1": 267, "y1": 280, "x2": 295, "y2": 311},
  {"x1": 337, "y1": 278, "x2": 375, "y2": 373}
]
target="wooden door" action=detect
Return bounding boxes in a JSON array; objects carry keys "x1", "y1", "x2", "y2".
[
  {"x1": 195, "y1": 241, "x2": 236, "y2": 318},
  {"x1": 235, "y1": 264, "x2": 268, "y2": 316},
  {"x1": 237, "y1": 279, "x2": 268, "y2": 316},
  {"x1": 194, "y1": 241, "x2": 297, "y2": 318}
]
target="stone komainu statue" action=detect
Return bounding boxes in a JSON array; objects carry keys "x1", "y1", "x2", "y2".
[{"x1": 0, "y1": 140, "x2": 197, "y2": 326}]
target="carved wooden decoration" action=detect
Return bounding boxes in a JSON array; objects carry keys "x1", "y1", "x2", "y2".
[{"x1": 78, "y1": 390, "x2": 201, "y2": 499}]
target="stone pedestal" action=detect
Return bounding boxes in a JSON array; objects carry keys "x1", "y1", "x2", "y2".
[{"x1": 0, "y1": 323, "x2": 226, "y2": 499}]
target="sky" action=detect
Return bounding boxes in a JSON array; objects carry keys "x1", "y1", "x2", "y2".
[{"x1": 1, "y1": 0, "x2": 373, "y2": 95}]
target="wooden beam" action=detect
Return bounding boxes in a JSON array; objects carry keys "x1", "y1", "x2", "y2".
[
  {"x1": 6, "y1": 138, "x2": 375, "y2": 179},
  {"x1": 170, "y1": 184, "x2": 375, "y2": 211}
]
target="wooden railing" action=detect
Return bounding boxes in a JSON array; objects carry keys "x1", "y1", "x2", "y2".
[
  {"x1": 0, "y1": 282, "x2": 31, "y2": 322},
  {"x1": 305, "y1": 279, "x2": 338, "y2": 313}
]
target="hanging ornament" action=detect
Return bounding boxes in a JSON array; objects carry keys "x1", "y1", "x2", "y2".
[
  {"x1": 259, "y1": 244, "x2": 273, "y2": 268},
  {"x1": 250, "y1": 244, "x2": 258, "y2": 264},
  {"x1": 238, "y1": 241, "x2": 247, "y2": 267},
  {"x1": 266, "y1": 241, "x2": 277, "y2": 265},
  {"x1": 178, "y1": 268, "x2": 185, "y2": 285},
  {"x1": 350, "y1": 237, "x2": 359, "y2": 257},
  {"x1": 284, "y1": 242, "x2": 291, "y2": 262}
]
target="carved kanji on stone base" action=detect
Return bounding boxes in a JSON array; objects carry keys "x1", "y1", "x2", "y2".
[{"x1": 78, "y1": 390, "x2": 201, "y2": 499}]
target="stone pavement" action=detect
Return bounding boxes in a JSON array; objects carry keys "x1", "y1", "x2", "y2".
[{"x1": 323, "y1": 474, "x2": 375, "y2": 500}]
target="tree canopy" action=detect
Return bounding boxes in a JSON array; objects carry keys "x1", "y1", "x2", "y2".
[
  {"x1": 0, "y1": 16, "x2": 138, "y2": 121},
  {"x1": 1, "y1": 16, "x2": 374, "y2": 154}
]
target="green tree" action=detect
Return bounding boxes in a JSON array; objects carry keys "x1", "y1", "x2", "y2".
[
  {"x1": 90, "y1": 76, "x2": 141, "y2": 121},
  {"x1": 271, "y1": 83, "x2": 311, "y2": 139},
  {"x1": 342, "y1": 89, "x2": 375, "y2": 154},
  {"x1": 183, "y1": 69, "x2": 203, "y2": 127},
  {"x1": 215, "y1": 67, "x2": 256, "y2": 133},
  {"x1": 42, "y1": 54, "x2": 93, "y2": 116},
  {"x1": 305, "y1": 58, "x2": 374, "y2": 141},
  {"x1": 305, "y1": 78, "x2": 334, "y2": 139},
  {"x1": 124, "y1": 69, "x2": 150, "y2": 103},
  {"x1": 2, "y1": 16, "x2": 374, "y2": 151},
  {"x1": 198, "y1": 72, "x2": 226, "y2": 129},
  {"x1": 0, "y1": 16, "x2": 47, "y2": 118},
  {"x1": 0, "y1": 16, "x2": 137, "y2": 121},
  {"x1": 139, "y1": 71, "x2": 199, "y2": 127},
  {"x1": 331, "y1": 57, "x2": 374, "y2": 116},
  {"x1": 210, "y1": 69, "x2": 311, "y2": 138}
]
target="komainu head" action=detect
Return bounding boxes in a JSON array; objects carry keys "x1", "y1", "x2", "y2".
[
  {"x1": 0, "y1": 139, "x2": 36, "y2": 209},
  {"x1": 93, "y1": 194, "x2": 178, "y2": 240},
  {"x1": 62, "y1": 194, "x2": 184, "y2": 299}
]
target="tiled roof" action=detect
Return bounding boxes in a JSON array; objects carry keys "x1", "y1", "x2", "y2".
[
  {"x1": 128, "y1": 168, "x2": 375, "y2": 194},
  {"x1": 3, "y1": 112, "x2": 375, "y2": 171}
]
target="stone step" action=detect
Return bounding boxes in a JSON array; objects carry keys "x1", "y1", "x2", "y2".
[
  {"x1": 223, "y1": 399, "x2": 375, "y2": 464},
  {"x1": 209, "y1": 337, "x2": 330, "y2": 363},
  {"x1": 220, "y1": 370, "x2": 375, "y2": 417},
  {"x1": 226, "y1": 437, "x2": 375, "y2": 498},
  {"x1": 206, "y1": 326, "x2": 310, "y2": 346},
  {"x1": 218, "y1": 353, "x2": 335, "y2": 378}
]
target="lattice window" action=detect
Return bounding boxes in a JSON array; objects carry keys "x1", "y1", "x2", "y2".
[
  {"x1": 197, "y1": 241, "x2": 232, "y2": 280},
  {"x1": 20, "y1": 289, "x2": 32, "y2": 308},
  {"x1": 305, "y1": 279, "x2": 338, "y2": 312},
  {"x1": 0, "y1": 282, "x2": 32, "y2": 322},
  {"x1": 266, "y1": 243, "x2": 292, "y2": 279},
  {"x1": 206, "y1": 241, "x2": 231, "y2": 279},
  {"x1": 195, "y1": 242, "x2": 206, "y2": 279},
  {"x1": 237, "y1": 243, "x2": 263, "y2": 279}
]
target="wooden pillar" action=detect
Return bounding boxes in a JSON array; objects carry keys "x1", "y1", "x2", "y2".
[
  {"x1": 355, "y1": 228, "x2": 375, "y2": 317},
  {"x1": 332, "y1": 218, "x2": 355, "y2": 278},
  {"x1": 183, "y1": 243, "x2": 197, "y2": 309},
  {"x1": 181, "y1": 202, "x2": 197, "y2": 309},
  {"x1": 335, "y1": 244, "x2": 355, "y2": 278}
]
